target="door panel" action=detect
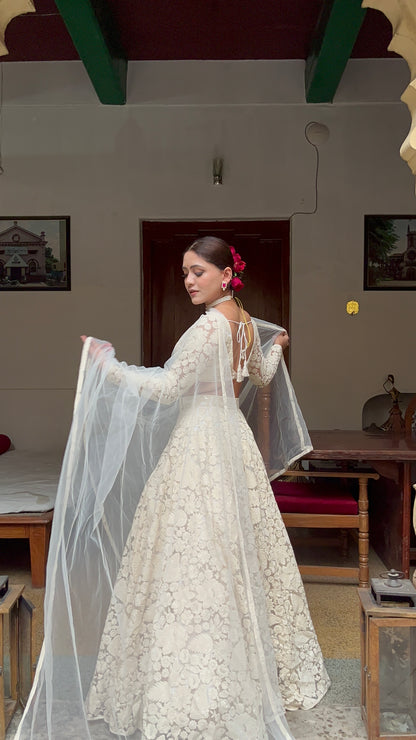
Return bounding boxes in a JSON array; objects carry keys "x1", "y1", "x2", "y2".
[{"x1": 142, "y1": 221, "x2": 290, "y2": 367}]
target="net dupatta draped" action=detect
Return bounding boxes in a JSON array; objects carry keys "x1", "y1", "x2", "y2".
[
  {"x1": 16, "y1": 310, "x2": 321, "y2": 740},
  {"x1": 239, "y1": 316, "x2": 312, "y2": 479}
]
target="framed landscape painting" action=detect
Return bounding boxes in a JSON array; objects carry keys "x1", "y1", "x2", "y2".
[
  {"x1": 364, "y1": 215, "x2": 416, "y2": 290},
  {"x1": 0, "y1": 216, "x2": 70, "y2": 291}
]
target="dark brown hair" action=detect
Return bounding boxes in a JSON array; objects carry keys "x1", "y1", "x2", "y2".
[{"x1": 186, "y1": 236, "x2": 233, "y2": 271}]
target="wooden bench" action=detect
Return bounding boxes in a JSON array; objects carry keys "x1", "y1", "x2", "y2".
[{"x1": 0, "y1": 510, "x2": 53, "y2": 588}]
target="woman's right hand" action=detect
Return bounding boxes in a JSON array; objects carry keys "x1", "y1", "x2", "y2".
[
  {"x1": 80, "y1": 336, "x2": 113, "y2": 363},
  {"x1": 274, "y1": 330, "x2": 289, "y2": 350}
]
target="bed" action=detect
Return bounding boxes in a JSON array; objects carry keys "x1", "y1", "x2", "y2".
[{"x1": 0, "y1": 449, "x2": 62, "y2": 587}]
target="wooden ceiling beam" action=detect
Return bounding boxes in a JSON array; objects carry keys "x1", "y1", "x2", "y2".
[
  {"x1": 54, "y1": 0, "x2": 127, "y2": 105},
  {"x1": 305, "y1": 0, "x2": 367, "y2": 103}
]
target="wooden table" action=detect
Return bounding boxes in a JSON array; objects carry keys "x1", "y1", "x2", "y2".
[
  {"x1": 0, "y1": 510, "x2": 53, "y2": 588},
  {"x1": 305, "y1": 430, "x2": 416, "y2": 577}
]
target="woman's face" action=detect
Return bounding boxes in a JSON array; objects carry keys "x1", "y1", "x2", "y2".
[{"x1": 182, "y1": 250, "x2": 231, "y2": 305}]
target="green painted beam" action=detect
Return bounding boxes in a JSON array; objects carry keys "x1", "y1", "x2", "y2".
[
  {"x1": 305, "y1": 0, "x2": 367, "y2": 103},
  {"x1": 54, "y1": 0, "x2": 127, "y2": 105}
]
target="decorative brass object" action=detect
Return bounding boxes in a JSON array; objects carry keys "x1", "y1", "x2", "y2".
[
  {"x1": 346, "y1": 300, "x2": 359, "y2": 315},
  {"x1": 380, "y1": 374, "x2": 405, "y2": 433}
]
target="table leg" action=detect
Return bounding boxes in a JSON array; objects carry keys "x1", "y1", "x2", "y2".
[
  {"x1": 402, "y1": 461, "x2": 411, "y2": 578},
  {"x1": 369, "y1": 460, "x2": 406, "y2": 574},
  {"x1": 29, "y1": 524, "x2": 50, "y2": 588},
  {"x1": 358, "y1": 477, "x2": 370, "y2": 588}
]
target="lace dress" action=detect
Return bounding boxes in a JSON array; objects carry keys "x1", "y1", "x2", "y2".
[{"x1": 84, "y1": 310, "x2": 330, "y2": 739}]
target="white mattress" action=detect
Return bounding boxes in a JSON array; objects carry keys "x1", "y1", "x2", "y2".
[{"x1": 0, "y1": 450, "x2": 62, "y2": 514}]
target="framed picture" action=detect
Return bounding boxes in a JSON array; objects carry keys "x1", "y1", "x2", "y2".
[
  {"x1": 364, "y1": 215, "x2": 416, "y2": 290},
  {"x1": 0, "y1": 216, "x2": 70, "y2": 291}
]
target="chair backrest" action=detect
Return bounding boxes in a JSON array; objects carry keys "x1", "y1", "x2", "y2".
[{"x1": 405, "y1": 395, "x2": 416, "y2": 435}]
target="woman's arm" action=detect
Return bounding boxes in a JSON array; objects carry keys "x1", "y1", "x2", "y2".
[
  {"x1": 86, "y1": 314, "x2": 220, "y2": 404},
  {"x1": 247, "y1": 324, "x2": 288, "y2": 387}
]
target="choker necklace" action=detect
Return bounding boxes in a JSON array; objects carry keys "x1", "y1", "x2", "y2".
[{"x1": 206, "y1": 295, "x2": 233, "y2": 309}]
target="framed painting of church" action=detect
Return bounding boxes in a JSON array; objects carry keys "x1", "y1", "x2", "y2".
[
  {"x1": 0, "y1": 216, "x2": 70, "y2": 291},
  {"x1": 364, "y1": 215, "x2": 416, "y2": 290}
]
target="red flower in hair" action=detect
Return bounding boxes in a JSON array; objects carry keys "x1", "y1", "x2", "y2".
[
  {"x1": 230, "y1": 276, "x2": 244, "y2": 291},
  {"x1": 229, "y1": 246, "x2": 246, "y2": 291},
  {"x1": 230, "y1": 246, "x2": 246, "y2": 274}
]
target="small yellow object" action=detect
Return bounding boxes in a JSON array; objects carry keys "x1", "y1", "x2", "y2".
[{"x1": 346, "y1": 300, "x2": 359, "y2": 316}]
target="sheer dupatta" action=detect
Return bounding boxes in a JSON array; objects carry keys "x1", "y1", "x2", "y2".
[
  {"x1": 16, "y1": 312, "x2": 311, "y2": 740},
  {"x1": 240, "y1": 317, "x2": 312, "y2": 480}
]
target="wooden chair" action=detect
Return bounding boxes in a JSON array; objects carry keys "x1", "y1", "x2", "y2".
[
  {"x1": 271, "y1": 469, "x2": 379, "y2": 588},
  {"x1": 256, "y1": 386, "x2": 378, "y2": 587}
]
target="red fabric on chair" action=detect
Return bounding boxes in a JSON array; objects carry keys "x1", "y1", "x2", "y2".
[
  {"x1": 0, "y1": 435, "x2": 11, "y2": 455},
  {"x1": 271, "y1": 479, "x2": 358, "y2": 515}
]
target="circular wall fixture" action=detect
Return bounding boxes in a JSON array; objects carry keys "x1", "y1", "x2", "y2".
[{"x1": 305, "y1": 122, "x2": 330, "y2": 146}]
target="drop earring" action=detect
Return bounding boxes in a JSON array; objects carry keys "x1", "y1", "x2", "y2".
[{"x1": 222, "y1": 281, "x2": 227, "y2": 291}]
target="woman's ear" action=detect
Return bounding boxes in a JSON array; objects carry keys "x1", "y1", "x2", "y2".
[{"x1": 223, "y1": 266, "x2": 233, "y2": 282}]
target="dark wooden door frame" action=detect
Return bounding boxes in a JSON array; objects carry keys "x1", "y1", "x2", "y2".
[{"x1": 141, "y1": 220, "x2": 290, "y2": 367}]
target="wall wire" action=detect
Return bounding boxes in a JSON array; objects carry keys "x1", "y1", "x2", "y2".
[{"x1": 289, "y1": 122, "x2": 324, "y2": 221}]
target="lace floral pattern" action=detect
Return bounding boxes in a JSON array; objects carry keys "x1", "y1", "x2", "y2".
[
  {"x1": 15, "y1": 311, "x2": 324, "y2": 740},
  {"x1": 86, "y1": 396, "x2": 329, "y2": 738},
  {"x1": 247, "y1": 324, "x2": 283, "y2": 387},
  {"x1": 106, "y1": 314, "x2": 221, "y2": 403}
]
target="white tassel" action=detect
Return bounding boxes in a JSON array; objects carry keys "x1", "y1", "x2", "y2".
[{"x1": 236, "y1": 323, "x2": 250, "y2": 381}]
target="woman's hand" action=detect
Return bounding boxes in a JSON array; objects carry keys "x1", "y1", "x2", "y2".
[
  {"x1": 80, "y1": 336, "x2": 113, "y2": 363},
  {"x1": 274, "y1": 330, "x2": 289, "y2": 350}
]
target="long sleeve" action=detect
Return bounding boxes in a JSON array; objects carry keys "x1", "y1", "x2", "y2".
[
  {"x1": 105, "y1": 313, "x2": 221, "y2": 403},
  {"x1": 247, "y1": 325, "x2": 282, "y2": 387}
]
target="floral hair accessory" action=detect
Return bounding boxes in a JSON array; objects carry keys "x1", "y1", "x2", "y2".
[
  {"x1": 230, "y1": 276, "x2": 244, "y2": 291},
  {"x1": 229, "y1": 246, "x2": 246, "y2": 292}
]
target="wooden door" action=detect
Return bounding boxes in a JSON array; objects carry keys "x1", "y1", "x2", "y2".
[{"x1": 142, "y1": 220, "x2": 290, "y2": 367}]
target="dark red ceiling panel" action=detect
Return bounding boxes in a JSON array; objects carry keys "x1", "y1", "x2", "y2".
[
  {"x1": 1, "y1": 0, "x2": 396, "y2": 63},
  {"x1": 106, "y1": 0, "x2": 324, "y2": 61},
  {"x1": 4, "y1": 2, "x2": 78, "y2": 61},
  {"x1": 351, "y1": 6, "x2": 396, "y2": 58}
]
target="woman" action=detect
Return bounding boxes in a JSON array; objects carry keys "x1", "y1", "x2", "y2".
[{"x1": 17, "y1": 237, "x2": 329, "y2": 740}]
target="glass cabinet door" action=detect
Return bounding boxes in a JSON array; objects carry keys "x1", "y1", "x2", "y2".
[{"x1": 370, "y1": 617, "x2": 416, "y2": 737}]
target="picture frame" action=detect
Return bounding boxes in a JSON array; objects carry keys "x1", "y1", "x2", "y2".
[
  {"x1": 364, "y1": 215, "x2": 416, "y2": 290},
  {"x1": 0, "y1": 216, "x2": 70, "y2": 291}
]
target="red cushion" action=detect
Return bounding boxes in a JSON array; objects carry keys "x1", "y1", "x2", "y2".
[
  {"x1": 0, "y1": 435, "x2": 11, "y2": 455},
  {"x1": 271, "y1": 479, "x2": 358, "y2": 515}
]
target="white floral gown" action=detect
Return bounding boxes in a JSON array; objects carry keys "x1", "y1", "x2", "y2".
[{"x1": 85, "y1": 309, "x2": 330, "y2": 740}]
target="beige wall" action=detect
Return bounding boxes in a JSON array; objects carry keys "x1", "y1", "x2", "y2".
[{"x1": 0, "y1": 59, "x2": 415, "y2": 449}]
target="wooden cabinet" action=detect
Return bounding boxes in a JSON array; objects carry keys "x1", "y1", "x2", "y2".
[
  {"x1": 359, "y1": 588, "x2": 416, "y2": 739},
  {"x1": 0, "y1": 585, "x2": 35, "y2": 739}
]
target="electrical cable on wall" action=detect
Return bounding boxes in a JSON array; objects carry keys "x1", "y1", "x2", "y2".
[{"x1": 290, "y1": 121, "x2": 329, "y2": 221}]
